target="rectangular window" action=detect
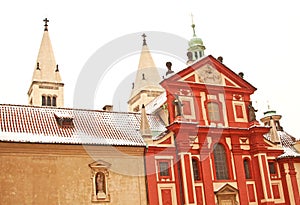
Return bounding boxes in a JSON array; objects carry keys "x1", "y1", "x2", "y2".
[
  {"x1": 207, "y1": 102, "x2": 221, "y2": 122},
  {"x1": 268, "y1": 162, "x2": 276, "y2": 175},
  {"x1": 159, "y1": 162, "x2": 170, "y2": 177}
]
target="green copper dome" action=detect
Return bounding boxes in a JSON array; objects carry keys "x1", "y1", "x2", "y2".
[
  {"x1": 188, "y1": 23, "x2": 204, "y2": 48},
  {"x1": 188, "y1": 36, "x2": 204, "y2": 47},
  {"x1": 186, "y1": 21, "x2": 206, "y2": 63}
]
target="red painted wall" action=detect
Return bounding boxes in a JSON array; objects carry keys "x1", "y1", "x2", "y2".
[{"x1": 145, "y1": 56, "x2": 298, "y2": 205}]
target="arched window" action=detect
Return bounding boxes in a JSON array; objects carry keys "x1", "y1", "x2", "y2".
[
  {"x1": 52, "y1": 96, "x2": 57, "y2": 107},
  {"x1": 213, "y1": 143, "x2": 229, "y2": 180},
  {"x1": 243, "y1": 158, "x2": 251, "y2": 179},
  {"x1": 192, "y1": 158, "x2": 200, "y2": 181},
  {"x1": 207, "y1": 102, "x2": 221, "y2": 122},
  {"x1": 42, "y1": 96, "x2": 46, "y2": 106},
  {"x1": 47, "y1": 96, "x2": 51, "y2": 106}
]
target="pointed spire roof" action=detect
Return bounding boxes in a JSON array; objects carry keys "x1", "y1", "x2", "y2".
[
  {"x1": 140, "y1": 104, "x2": 153, "y2": 144},
  {"x1": 140, "y1": 104, "x2": 152, "y2": 137},
  {"x1": 31, "y1": 18, "x2": 62, "y2": 83},
  {"x1": 129, "y1": 33, "x2": 164, "y2": 100}
]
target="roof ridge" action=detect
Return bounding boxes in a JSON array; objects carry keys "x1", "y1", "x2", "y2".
[
  {"x1": 0, "y1": 104, "x2": 154, "y2": 115},
  {"x1": 0, "y1": 104, "x2": 166, "y2": 146}
]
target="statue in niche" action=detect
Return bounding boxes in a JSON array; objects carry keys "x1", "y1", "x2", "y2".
[
  {"x1": 248, "y1": 101, "x2": 258, "y2": 122},
  {"x1": 172, "y1": 94, "x2": 183, "y2": 117},
  {"x1": 95, "y1": 172, "x2": 106, "y2": 198}
]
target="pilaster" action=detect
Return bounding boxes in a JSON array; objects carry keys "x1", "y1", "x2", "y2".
[
  {"x1": 231, "y1": 136, "x2": 249, "y2": 205},
  {"x1": 288, "y1": 160, "x2": 300, "y2": 204},
  {"x1": 198, "y1": 136, "x2": 215, "y2": 204}
]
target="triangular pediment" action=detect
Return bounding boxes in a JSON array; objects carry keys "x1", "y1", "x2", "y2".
[
  {"x1": 163, "y1": 55, "x2": 256, "y2": 92},
  {"x1": 215, "y1": 184, "x2": 239, "y2": 195}
]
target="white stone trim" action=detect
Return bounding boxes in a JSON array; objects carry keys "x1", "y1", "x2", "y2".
[
  {"x1": 179, "y1": 153, "x2": 197, "y2": 205},
  {"x1": 271, "y1": 180, "x2": 285, "y2": 203},
  {"x1": 257, "y1": 154, "x2": 274, "y2": 201},
  {"x1": 200, "y1": 92, "x2": 208, "y2": 125},
  {"x1": 219, "y1": 93, "x2": 228, "y2": 127},
  {"x1": 246, "y1": 181, "x2": 258, "y2": 204},
  {"x1": 155, "y1": 157, "x2": 175, "y2": 182},
  {"x1": 232, "y1": 101, "x2": 248, "y2": 122},
  {"x1": 178, "y1": 96, "x2": 196, "y2": 120},
  {"x1": 157, "y1": 183, "x2": 177, "y2": 205}
]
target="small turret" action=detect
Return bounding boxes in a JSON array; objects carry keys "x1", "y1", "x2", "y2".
[
  {"x1": 187, "y1": 14, "x2": 206, "y2": 65},
  {"x1": 140, "y1": 104, "x2": 153, "y2": 144},
  {"x1": 260, "y1": 109, "x2": 282, "y2": 144}
]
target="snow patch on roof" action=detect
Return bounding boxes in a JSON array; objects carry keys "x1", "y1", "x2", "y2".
[
  {"x1": 54, "y1": 111, "x2": 74, "y2": 119},
  {"x1": 145, "y1": 92, "x2": 167, "y2": 114},
  {"x1": 264, "y1": 130, "x2": 300, "y2": 158}
]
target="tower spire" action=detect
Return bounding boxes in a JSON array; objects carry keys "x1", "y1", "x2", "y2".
[
  {"x1": 28, "y1": 18, "x2": 64, "y2": 107},
  {"x1": 128, "y1": 33, "x2": 164, "y2": 112}
]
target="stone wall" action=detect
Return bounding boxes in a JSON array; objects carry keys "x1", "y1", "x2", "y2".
[{"x1": 0, "y1": 142, "x2": 147, "y2": 205}]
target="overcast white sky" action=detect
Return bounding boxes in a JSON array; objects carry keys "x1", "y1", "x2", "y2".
[{"x1": 0, "y1": 0, "x2": 300, "y2": 138}]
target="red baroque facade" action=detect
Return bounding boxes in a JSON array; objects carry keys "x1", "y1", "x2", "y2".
[
  {"x1": 145, "y1": 55, "x2": 300, "y2": 205},
  {"x1": 1, "y1": 19, "x2": 299, "y2": 205}
]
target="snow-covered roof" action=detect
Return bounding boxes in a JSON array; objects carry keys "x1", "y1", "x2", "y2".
[
  {"x1": 145, "y1": 92, "x2": 167, "y2": 114},
  {"x1": 264, "y1": 131, "x2": 300, "y2": 159},
  {"x1": 54, "y1": 111, "x2": 74, "y2": 119},
  {"x1": 0, "y1": 104, "x2": 166, "y2": 146}
]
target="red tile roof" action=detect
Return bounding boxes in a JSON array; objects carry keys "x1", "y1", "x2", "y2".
[{"x1": 0, "y1": 104, "x2": 166, "y2": 146}]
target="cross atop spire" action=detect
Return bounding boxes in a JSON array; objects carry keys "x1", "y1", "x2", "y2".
[
  {"x1": 43, "y1": 18, "x2": 49, "y2": 31},
  {"x1": 191, "y1": 13, "x2": 196, "y2": 37},
  {"x1": 142, "y1": 33, "x2": 147, "y2": 46}
]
